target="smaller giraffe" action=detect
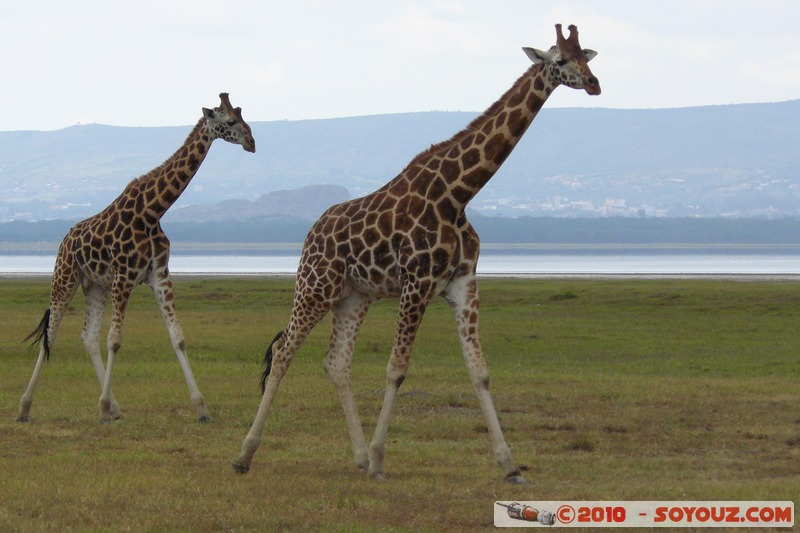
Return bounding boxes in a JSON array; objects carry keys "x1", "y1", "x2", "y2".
[
  {"x1": 232, "y1": 24, "x2": 600, "y2": 483},
  {"x1": 18, "y1": 93, "x2": 255, "y2": 423}
]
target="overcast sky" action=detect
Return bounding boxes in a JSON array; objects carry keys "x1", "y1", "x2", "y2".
[{"x1": 1, "y1": 1, "x2": 798, "y2": 131}]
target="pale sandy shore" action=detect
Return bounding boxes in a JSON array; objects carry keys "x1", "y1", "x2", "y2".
[{"x1": 2, "y1": 272, "x2": 799, "y2": 282}]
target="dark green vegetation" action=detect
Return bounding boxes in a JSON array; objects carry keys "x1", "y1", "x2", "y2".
[
  {"x1": 4, "y1": 216, "x2": 800, "y2": 247},
  {"x1": 0, "y1": 277, "x2": 798, "y2": 531}
]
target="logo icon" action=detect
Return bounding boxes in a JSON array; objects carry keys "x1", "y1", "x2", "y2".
[{"x1": 496, "y1": 502, "x2": 556, "y2": 526}]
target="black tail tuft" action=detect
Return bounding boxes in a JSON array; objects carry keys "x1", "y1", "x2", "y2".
[
  {"x1": 24, "y1": 309, "x2": 51, "y2": 361},
  {"x1": 260, "y1": 330, "x2": 284, "y2": 394}
]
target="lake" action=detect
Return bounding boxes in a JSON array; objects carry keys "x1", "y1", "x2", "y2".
[{"x1": 1, "y1": 245, "x2": 798, "y2": 277}]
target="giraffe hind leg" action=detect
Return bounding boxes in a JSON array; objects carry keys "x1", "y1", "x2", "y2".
[
  {"x1": 18, "y1": 292, "x2": 78, "y2": 421},
  {"x1": 232, "y1": 296, "x2": 330, "y2": 474},
  {"x1": 260, "y1": 330, "x2": 285, "y2": 393},
  {"x1": 18, "y1": 259, "x2": 81, "y2": 422},
  {"x1": 82, "y1": 282, "x2": 122, "y2": 419},
  {"x1": 23, "y1": 309, "x2": 51, "y2": 358},
  {"x1": 233, "y1": 327, "x2": 304, "y2": 474},
  {"x1": 16, "y1": 309, "x2": 51, "y2": 422}
]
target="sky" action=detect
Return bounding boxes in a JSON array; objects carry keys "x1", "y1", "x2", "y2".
[{"x1": 1, "y1": 0, "x2": 799, "y2": 131}]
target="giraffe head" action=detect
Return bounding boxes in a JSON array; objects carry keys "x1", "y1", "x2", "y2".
[
  {"x1": 523, "y1": 24, "x2": 600, "y2": 95},
  {"x1": 202, "y1": 92, "x2": 256, "y2": 152}
]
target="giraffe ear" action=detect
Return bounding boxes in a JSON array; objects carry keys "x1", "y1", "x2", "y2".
[
  {"x1": 203, "y1": 107, "x2": 215, "y2": 119},
  {"x1": 523, "y1": 47, "x2": 551, "y2": 64},
  {"x1": 583, "y1": 49, "x2": 598, "y2": 62}
]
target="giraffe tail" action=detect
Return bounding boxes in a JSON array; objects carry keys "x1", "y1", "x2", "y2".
[
  {"x1": 260, "y1": 330, "x2": 285, "y2": 394},
  {"x1": 24, "y1": 309, "x2": 51, "y2": 361}
]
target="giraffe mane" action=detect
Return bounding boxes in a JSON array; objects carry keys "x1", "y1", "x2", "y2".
[
  {"x1": 122, "y1": 118, "x2": 207, "y2": 190},
  {"x1": 400, "y1": 62, "x2": 542, "y2": 173}
]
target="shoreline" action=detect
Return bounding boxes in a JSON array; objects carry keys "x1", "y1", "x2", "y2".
[
  {"x1": 2, "y1": 272, "x2": 799, "y2": 282},
  {"x1": 3, "y1": 242, "x2": 800, "y2": 255}
]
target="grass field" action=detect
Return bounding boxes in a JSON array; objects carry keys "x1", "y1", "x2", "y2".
[{"x1": 0, "y1": 276, "x2": 797, "y2": 531}]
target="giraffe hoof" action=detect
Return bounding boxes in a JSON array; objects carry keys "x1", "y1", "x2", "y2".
[
  {"x1": 369, "y1": 471, "x2": 389, "y2": 481},
  {"x1": 197, "y1": 415, "x2": 212, "y2": 423},
  {"x1": 505, "y1": 474, "x2": 530, "y2": 485},
  {"x1": 231, "y1": 461, "x2": 250, "y2": 474},
  {"x1": 15, "y1": 416, "x2": 29, "y2": 423}
]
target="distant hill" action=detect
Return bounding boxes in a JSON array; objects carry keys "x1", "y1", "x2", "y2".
[
  {"x1": 168, "y1": 184, "x2": 351, "y2": 222},
  {"x1": 1, "y1": 100, "x2": 798, "y2": 221},
  {"x1": 3, "y1": 215, "x2": 800, "y2": 249}
]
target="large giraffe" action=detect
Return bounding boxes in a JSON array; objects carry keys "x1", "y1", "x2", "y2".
[
  {"x1": 232, "y1": 24, "x2": 600, "y2": 483},
  {"x1": 18, "y1": 93, "x2": 255, "y2": 424}
]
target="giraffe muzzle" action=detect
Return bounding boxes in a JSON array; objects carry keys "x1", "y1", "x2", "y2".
[{"x1": 584, "y1": 76, "x2": 601, "y2": 95}]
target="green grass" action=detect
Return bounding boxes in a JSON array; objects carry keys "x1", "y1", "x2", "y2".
[{"x1": 0, "y1": 277, "x2": 798, "y2": 531}]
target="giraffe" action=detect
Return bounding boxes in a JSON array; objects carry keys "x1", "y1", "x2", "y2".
[
  {"x1": 17, "y1": 93, "x2": 256, "y2": 424},
  {"x1": 232, "y1": 24, "x2": 600, "y2": 483}
]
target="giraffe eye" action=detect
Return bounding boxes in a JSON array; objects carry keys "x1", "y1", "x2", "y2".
[
  {"x1": 226, "y1": 120, "x2": 237, "y2": 126},
  {"x1": 556, "y1": 58, "x2": 568, "y2": 67}
]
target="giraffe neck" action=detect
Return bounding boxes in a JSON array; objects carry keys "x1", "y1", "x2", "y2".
[
  {"x1": 114, "y1": 117, "x2": 214, "y2": 224},
  {"x1": 400, "y1": 63, "x2": 554, "y2": 211}
]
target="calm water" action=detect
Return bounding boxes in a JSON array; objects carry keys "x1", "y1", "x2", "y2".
[{"x1": 2, "y1": 250, "x2": 798, "y2": 276}]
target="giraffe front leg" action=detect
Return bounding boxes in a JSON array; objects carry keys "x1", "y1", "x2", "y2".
[
  {"x1": 445, "y1": 275, "x2": 529, "y2": 484},
  {"x1": 151, "y1": 272, "x2": 210, "y2": 422},
  {"x1": 368, "y1": 362, "x2": 405, "y2": 481},
  {"x1": 368, "y1": 285, "x2": 429, "y2": 481}
]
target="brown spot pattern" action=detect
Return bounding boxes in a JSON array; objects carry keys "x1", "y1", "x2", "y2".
[
  {"x1": 40, "y1": 95, "x2": 255, "y2": 372},
  {"x1": 273, "y1": 52, "x2": 570, "y2": 382}
]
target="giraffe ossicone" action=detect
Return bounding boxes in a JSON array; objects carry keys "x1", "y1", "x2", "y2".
[
  {"x1": 232, "y1": 24, "x2": 600, "y2": 483},
  {"x1": 17, "y1": 93, "x2": 255, "y2": 424}
]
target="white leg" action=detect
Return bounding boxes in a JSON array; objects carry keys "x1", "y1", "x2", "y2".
[
  {"x1": 17, "y1": 263, "x2": 79, "y2": 422},
  {"x1": 323, "y1": 291, "x2": 373, "y2": 470},
  {"x1": 99, "y1": 277, "x2": 133, "y2": 423},
  {"x1": 367, "y1": 281, "x2": 432, "y2": 480},
  {"x1": 150, "y1": 271, "x2": 210, "y2": 421},
  {"x1": 232, "y1": 298, "x2": 329, "y2": 474},
  {"x1": 445, "y1": 275, "x2": 528, "y2": 484},
  {"x1": 81, "y1": 282, "x2": 122, "y2": 419},
  {"x1": 17, "y1": 339, "x2": 49, "y2": 422}
]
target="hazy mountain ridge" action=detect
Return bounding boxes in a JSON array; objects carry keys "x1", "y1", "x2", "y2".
[
  {"x1": 167, "y1": 184, "x2": 351, "y2": 222},
  {"x1": 1, "y1": 100, "x2": 798, "y2": 222}
]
